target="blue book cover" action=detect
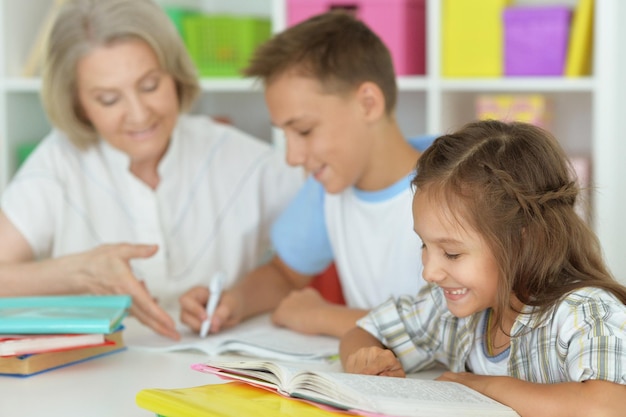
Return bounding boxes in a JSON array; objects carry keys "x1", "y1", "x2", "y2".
[{"x1": 0, "y1": 295, "x2": 132, "y2": 334}]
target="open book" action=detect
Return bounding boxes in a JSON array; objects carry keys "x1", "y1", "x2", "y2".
[
  {"x1": 191, "y1": 358, "x2": 520, "y2": 417},
  {"x1": 125, "y1": 314, "x2": 338, "y2": 362}
]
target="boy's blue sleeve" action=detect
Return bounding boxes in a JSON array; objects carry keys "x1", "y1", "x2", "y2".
[
  {"x1": 270, "y1": 176, "x2": 333, "y2": 275},
  {"x1": 408, "y1": 134, "x2": 437, "y2": 151}
]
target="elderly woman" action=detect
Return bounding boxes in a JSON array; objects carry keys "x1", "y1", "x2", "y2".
[{"x1": 0, "y1": 0, "x2": 301, "y2": 339}]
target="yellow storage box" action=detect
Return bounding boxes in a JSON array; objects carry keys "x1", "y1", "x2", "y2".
[{"x1": 442, "y1": 0, "x2": 511, "y2": 77}]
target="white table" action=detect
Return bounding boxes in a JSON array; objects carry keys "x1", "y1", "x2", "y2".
[
  {"x1": 0, "y1": 317, "x2": 444, "y2": 417},
  {"x1": 0, "y1": 319, "x2": 223, "y2": 417}
]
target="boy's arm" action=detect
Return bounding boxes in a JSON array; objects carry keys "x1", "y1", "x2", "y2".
[
  {"x1": 271, "y1": 288, "x2": 367, "y2": 337},
  {"x1": 439, "y1": 372, "x2": 626, "y2": 417},
  {"x1": 193, "y1": 255, "x2": 313, "y2": 333},
  {"x1": 232, "y1": 254, "x2": 312, "y2": 318}
]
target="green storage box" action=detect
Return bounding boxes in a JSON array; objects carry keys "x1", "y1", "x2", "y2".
[
  {"x1": 163, "y1": 6, "x2": 197, "y2": 37},
  {"x1": 182, "y1": 14, "x2": 271, "y2": 77}
]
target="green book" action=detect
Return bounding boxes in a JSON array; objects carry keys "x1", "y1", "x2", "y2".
[{"x1": 0, "y1": 295, "x2": 132, "y2": 334}]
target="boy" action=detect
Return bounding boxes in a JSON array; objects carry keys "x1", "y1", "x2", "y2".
[{"x1": 179, "y1": 11, "x2": 428, "y2": 337}]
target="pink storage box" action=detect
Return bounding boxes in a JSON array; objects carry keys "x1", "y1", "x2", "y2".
[
  {"x1": 287, "y1": 0, "x2": 426, "y2": 75},
  {"x1": 503, "y1": 6, "x2": 572, "y2": 76}
]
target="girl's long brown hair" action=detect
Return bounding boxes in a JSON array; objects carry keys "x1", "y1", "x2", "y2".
[{"x1": 412, "y1": 120, "x2": 626, "y2": 328}]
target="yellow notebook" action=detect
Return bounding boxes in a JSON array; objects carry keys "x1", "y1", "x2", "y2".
[
  {"x1": 565, "y1": 0, "x2": 594, "y2": 76},
  {"x1": 136, "y1": 382, "x2": 345, "y2": 417}
]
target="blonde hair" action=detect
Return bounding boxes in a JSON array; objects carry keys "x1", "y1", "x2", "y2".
[
  {"x1": 412, "y1": 120, "x2": 626, "y2": 329},
  {"x1": 41, "y1": 0, "x2": 200, "y2": 148},
  {"x1": 244, "y1": 11, "x2": 397, "y2": 115}
]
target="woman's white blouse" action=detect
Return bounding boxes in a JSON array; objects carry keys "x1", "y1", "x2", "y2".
[{"x1": 1, "y1": 114, "x2": 303, "y2": 309}]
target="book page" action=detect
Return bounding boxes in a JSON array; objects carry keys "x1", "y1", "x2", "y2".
[
  {"x1": 125, "y1": 314, "x2": 339, "y2": 362},
  {"x1": 193, "y1": 356, "x2": 340, "y2": 381},
  {"x1": 292, "y1": 372, "x2": 520, "y2": 417},
  {"x1": 191, "y1": 357, "x2": 340, "y2": 397}
]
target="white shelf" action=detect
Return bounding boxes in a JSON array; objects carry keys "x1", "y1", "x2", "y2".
[
  {"x1": 439, "y1": 77, "x2": 596, "y2": 92},
  {"x1": 2, "y1": 0, "x2": 626, "y2": 283},
  {"x1": 397, "y1": 76, "x2": 430, "y2": 91},
  {"x1": 1, "y1": 77, "x2": 42, "y2": 92},
  {"x1": 13, "y1": 75, "x2": 596, "y2": 94},
  {"x1": 199, "y1": 78, "x2": 261, "y2": 92},
  {"x1": 1, "y1": 77, "x2": 261, "y2": 93}
]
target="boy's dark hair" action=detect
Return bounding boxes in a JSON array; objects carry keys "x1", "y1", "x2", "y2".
[
  {"x1": 244, "y1": 11, "x2": 397, "y2": 114},
  {"x1": 412, "y1": 120, "x2": 626, "y2": 327}
]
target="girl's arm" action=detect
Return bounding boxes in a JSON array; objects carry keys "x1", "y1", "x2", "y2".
[
  {"x1": 439, "y1": 372, "x2": 626, "y2": 417},
  {"x1": 340, "y1": 326, "x2": 405, "y2": 377}
]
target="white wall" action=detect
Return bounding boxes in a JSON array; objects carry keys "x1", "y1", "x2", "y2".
[{"x1": 592, "y1": 0, "x2": 626, "y2": 283}]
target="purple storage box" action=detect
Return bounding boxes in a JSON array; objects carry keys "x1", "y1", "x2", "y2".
[{"x1": 504, "y1": 6, "x2": 571, "y2": 76}]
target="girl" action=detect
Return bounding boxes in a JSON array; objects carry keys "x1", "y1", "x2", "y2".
[{"x1": 340, "y1": 120, "x2": 626, "y2": 417}]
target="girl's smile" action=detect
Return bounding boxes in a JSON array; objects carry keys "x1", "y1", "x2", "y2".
[{"x1": 441, "y1": 286, "x2": 469, "y2": 299}]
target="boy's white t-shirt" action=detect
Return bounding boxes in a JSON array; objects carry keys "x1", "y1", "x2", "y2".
[
  {"x1": 271, "y1": 139, "x2": 430, "y2": 309},
  {"x1": 1, "y1": 114, "x2": 303, "y2": 309}
]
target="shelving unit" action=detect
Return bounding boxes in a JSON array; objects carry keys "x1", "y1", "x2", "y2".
[{"x1": 1, "y1": 0, "x2": 626, "y2": 283}]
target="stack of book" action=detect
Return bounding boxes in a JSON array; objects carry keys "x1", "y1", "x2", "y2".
[{"x1": 0, "y1": 294, "x2": 131, "y2": 377}]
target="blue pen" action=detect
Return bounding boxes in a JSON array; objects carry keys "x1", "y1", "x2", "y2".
[{"x1": 200, "y1": 271, "x2": 226, "y2": 338}]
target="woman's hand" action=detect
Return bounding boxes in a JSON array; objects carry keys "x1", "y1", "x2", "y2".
[
  {"x1": 76, "y1": 243, "x2": 179, "y2": 340},
  {"x1": 0, "y1": 215, "x2": 179, "y2": 340}
]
